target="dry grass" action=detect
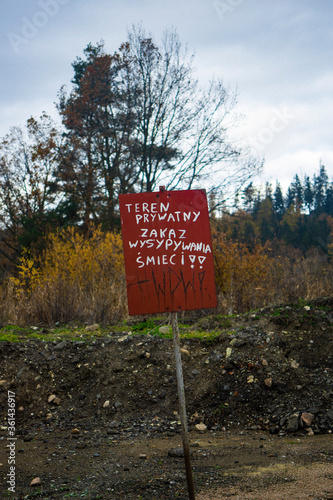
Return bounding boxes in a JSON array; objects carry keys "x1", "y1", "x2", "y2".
[
  {"x1": 212, "y1": 235, "x2": 333, "y2": 315},
  {"x1": 0, "y1": 228, "x2": 332, "y2": 325},
  {"x1": 0, "y1": 227, "x2": 127, "y2": 326}
]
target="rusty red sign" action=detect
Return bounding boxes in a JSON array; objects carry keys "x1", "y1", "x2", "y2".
[{"x1": 119, "y1": 188, "x2": 217, "y2": 316}]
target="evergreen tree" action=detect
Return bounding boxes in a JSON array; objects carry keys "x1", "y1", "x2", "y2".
[
  {"x1": 285, "y1": 185, "x2": 295, "y2": 209},
  {"x1": 243, "y1": 220, "x2": 256, "y2": 247},
  {"x1": 303, "y1": 175, "x2": 314, "y2": 213},
  {"x1": 242, "y1": 182, "x2": 256, "y2": 212},
  {"x1": 291, "y1": 174, "x2": 303, "y2": 212},
  {"x1": 273, "y1": 181, "x2": 285, "y2": 217},
  {"x1": 257, "y1": 198, "x2": 274, "y2": 242},
  {"x1": 252, "y1": 190, "x2": 262, "y2": 216},
  {"x1": 233, "y1": 191, "x2": 240, "y2": 211},
  {"x1": 313, "y1": 164, "x2": 328, "y2": 213},
  {"x1": 280, "y1": 204, "x2": 302, "y2": 246},
  {"x1": 325, "y1": 184, "x2": 333, "y2": 216},
  {"x1": 265, "y1": 182, "x2": 273, "y2": 202}
]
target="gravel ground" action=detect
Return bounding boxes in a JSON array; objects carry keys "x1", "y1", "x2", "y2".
[{"x1": 0, "y1": 297, "x2": 332, "y2": 498}]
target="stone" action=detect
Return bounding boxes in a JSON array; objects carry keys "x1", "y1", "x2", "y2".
[
  {"x1": 139, "y1": 453, "x2": 147, "y2": 459},
  {"x1": 195, "y1": 423, "x2": 207, "y2": 432},
  {"x1": 247, "y1": 375, "x2": 254, "y2": 383},
  {"x1": 264, "y1": 378, "x2": 272, "y2": 387},
  {"x1": 301, "y1": 412, "x2": 314, "y2": 427},
  {"x1": 103, "y1": 400, "x2": 110, "y2": 408},
  {"x1": 48, "y1": 394, "x2": 56, "y2": 403},
  {"x1": 191, "y1": 369, "x2": 200, "y2": 376},
  {"x1": 76, "y1": 442, "x2": 87, "y2": 449},
  {"x1": 85, "y1": 324, "x2": 100, "y2": 331},
  {"x1": 226, "y1": 347, "x2": 232, "y2": 358},
  {"x1": 114, "y1": 401, "x2": 123, "y2": 409},
  {"x1": 210, "y1": 351, "x2": 223, "y2": 362},
  {"x1": 327, "y1": 410, "x2": 333, "y2": 421},
  {"x1": 107, "y1": 429, "x2": 120, "y2": 435},
  {"x1": 159, "y1": 326, "x2": 170, "y2": 334},
  {"x1": 280, "y1": 416, "x2": 287, "y2": 427},
  {"x1": 286, "y1": 414, "x2": 299, "y2": 432},
  {"x1": 168, "y1": 447, "x2": 184, "y2": 457},
  {"x1": 224, "y1": 361, "x2": 234, "y2": 371},
  {"x1": 108, "y1": 420, "x2": 120, "y2": 428},
  {"x1": 71, "y1": 428, "x2": 80, "y2": 435},
  {"x1": 30, "y1": 477, "x2": 42, "y2": 486},
  {"x1": 291, "y1": 359, "x2": 299, "y2": 369},
  {"x1": 0, "y1": 380, "x2": 7, "y2": 386},
  {"x1": 309, "y1": 407, "x2": 319, "y2": 414},
  {"x1": 54, "y1": 340, "x2": 67, "y2": 350},
  {"x1": 262, "y1": 359, "x2": 268, "y2": 366},
  {"x1": 180, "y1": 348, "x2": 190, "y2": 356}
]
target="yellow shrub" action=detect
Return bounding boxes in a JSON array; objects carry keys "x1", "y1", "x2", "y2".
[
  {"x1": 212, "y1": 231, "x2": 276, "y2": 314},
  {"x1": 10, "y1": 226, "x2": 126, "y2": 325},
  {"x1": 11, "y1": 251, "x2": 42, "y2": 296},
  {"x1": 41, "y1": 227, "x2": 124, "y2": 289}
]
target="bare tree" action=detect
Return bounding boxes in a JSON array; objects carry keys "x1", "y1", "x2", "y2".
[
  {"x1": 0, "y1": 113, "x2": 63, "y2": 256},
  {"x1": 124, "y1": 26, "x2": 261, "y2": 203},
  {"x1": 58, "y1": 27, "x2": 262, "y2": 228}
]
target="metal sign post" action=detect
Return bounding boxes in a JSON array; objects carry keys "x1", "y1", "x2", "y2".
[{"x1": 171, "y1": 311, "x2": 195, "y2": 500}]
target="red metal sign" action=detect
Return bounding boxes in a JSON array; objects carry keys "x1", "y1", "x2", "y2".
[{"x1": 119, "y1": 188, "x2": 217, "y2": 315}]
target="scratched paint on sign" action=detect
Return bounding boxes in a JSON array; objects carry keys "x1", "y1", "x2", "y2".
[{"x1": 119, "y1": 189, "x2": 217, "y2": 315}]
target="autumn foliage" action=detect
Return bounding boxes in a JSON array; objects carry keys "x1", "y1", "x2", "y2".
[
  {"x1": 0, "y1": 225, "x2": 332, "y2": 326},
  {"x1": 213, "y1": 232, "x2": 275, "y2": 314},
  {"x1": 2, "y1": 227, "x2": 126, "y2": 325},
  {"x1": 212, "y1": 230, "x2": 333, "y2": 314},
  {"x1": 0, "y1": 29, "x2": 332, "y2": 327}
]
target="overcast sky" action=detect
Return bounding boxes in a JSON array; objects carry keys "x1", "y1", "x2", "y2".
[{"x1": 1, "y1": 0, "x2": 332, "y2": 192}]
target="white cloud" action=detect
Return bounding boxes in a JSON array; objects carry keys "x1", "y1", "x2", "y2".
[
  {"x1": 258, "y1": 149, "x2": 333, "y2": 192},
  {"x1": 0, "y1": 0, "x2": 332, "y2": 190}
]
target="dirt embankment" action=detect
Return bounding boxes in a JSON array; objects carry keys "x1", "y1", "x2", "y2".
[{"x1": 0, "y1": 298, "x2": 332, "y2": 498}]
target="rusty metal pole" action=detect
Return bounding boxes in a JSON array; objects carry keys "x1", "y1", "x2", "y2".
[{"x1": 171, "y1": 312, "x2": 196, "y2": 500}]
